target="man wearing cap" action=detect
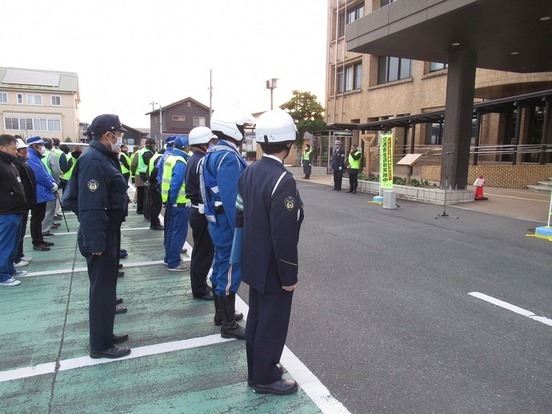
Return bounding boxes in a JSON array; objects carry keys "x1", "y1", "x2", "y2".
[
  {"x1": 63, "y1": 114, "x2": 130, "y2": 359},
  {"x1": 0, "y1": 134, "x2": 27, "y2": 287},
  {"x1": 331, "y1": 140, "x2": 346, "y2": 191},
  {"x1": 26, "y1": 136, "x2": 58, "y2": 251},
  {"x1": 138, "y1": 138, "x2": 157, "y2": 219},
  {"x1": 13, "y1": 138, "x2": 37, "y2": 267},
  {"x1": 161, "y1": 136, "x2": 191, "y2": 271}
]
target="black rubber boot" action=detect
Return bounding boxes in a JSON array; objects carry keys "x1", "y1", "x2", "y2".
[
  {"x1": 213, "y1": 285, "x2": 243, "y2": 326},
  {"x1": 219, "y1": 293, "x2": 246, "y2": 340}
]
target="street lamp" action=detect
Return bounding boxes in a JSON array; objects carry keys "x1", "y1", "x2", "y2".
[
  {"x1": 150, "y1": 101, "x2": 162, "y2": 149},
  {"x1": 266, "y1": 78, "x2": 278, "y2": 110}
]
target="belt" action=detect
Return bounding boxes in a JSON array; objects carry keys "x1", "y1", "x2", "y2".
[{"x1": 172, "y1": 202, "x2": 191, "y2": 208}]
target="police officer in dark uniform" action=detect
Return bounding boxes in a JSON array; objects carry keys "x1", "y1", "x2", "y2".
[
  {"x1": 63, "y1": 114, "x2": 130, "y2": 359},
  {"x1": 185, "y1": 127, "x2": 216, "y2": 300},
  {"x1": 331, "y1": 140, "x2": 345, "y2": 191},
  {"x1": 236, "y1": 109, "x2": 304, "y2": 395}
]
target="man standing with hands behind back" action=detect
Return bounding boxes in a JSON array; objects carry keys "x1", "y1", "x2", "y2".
[
  {"x1": 331, "y1": 140, "x2": 345, "y2": 191},
  {"x1": 236, "y1": 109, "x2": 304, "y2": 395}
]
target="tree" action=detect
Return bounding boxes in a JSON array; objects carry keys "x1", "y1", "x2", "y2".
[{"x1": 280, "y1": 90, "x2": 326, "y2": 146}]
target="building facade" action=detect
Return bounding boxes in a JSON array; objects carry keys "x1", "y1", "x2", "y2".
[
  {"x1": 326, "y1": 0, "x2": 552, "y2": 188},
  {"x1": 0, "y1": 67, "x2": 80, "y2": 141}
]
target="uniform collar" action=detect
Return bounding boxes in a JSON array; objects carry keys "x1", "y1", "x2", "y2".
[{"x1": 262, "y1": 154, "x2": 283, "y2": 164}]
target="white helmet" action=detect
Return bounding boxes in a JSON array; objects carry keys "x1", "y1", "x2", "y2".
[
  {"x1": 255, "y1": 109, "x2": 297, "y2": 144},
  {"x1": 210, "y1": 109, "x2": 254, "y2": 142},
  {"x1": 189, "y1": 126, "x2": 216, "y2": 146}
]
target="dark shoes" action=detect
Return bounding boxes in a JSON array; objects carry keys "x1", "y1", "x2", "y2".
[
  {"x1": 112, "y1": 333, "x2": 129, "y2": 344},
  {"x1": 347, "y1": 189, "x2": 353, "y2": 193},
  {"x1": 42, "y1": 231, "x2": 55, "y2": 237},
  {"x1": 214, "y1": 311, "x2": 243, "y2": 326},
  {"x1": 116, "y1": 297, "x2": 123, "y2": 305},
  {"x1": 90, "y1": 345, "x2": 131, "y2": 359},
  {"x1": 195, "y1": 292, "x2": 214, "y2": 301},
  {"x1": 115, "y1": 305, "x2": 127, "y2": 314},
  {"x1": 252, "y1": 379, "x2": 298, "y2": 395},
  {"x1": 43, "y1": 241, "x2": 55, "y2": 246},
  {"x1": 150, "y1": 225, "x2": 164, "y2": 230},
  {"x1": 33, "y1": 244, "x2": 51, "y2": 251},
  {"x1": 248, "y1": 364, "x2": 284, "y2": 386},
  {"x1": 118, "y1": 271, "x2": 125, "y2": 278}
]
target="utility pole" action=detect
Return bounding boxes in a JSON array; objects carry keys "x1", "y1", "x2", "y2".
[
  {"x1": 209, "y1": 69, "x2": 213, "y2": 124},
  {"x1": 266, "y1": 78, "x2": 278, "y2": 110}
]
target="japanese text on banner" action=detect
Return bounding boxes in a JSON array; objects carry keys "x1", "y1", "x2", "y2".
[{"x1": 380, "y1": 134, "x2": 393, "y2": 189}]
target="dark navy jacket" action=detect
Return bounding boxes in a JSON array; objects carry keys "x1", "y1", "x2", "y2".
[
  {"x1": 237, "y1": 155, "x2": 304, "y2": 293},
  {"x1": 185, "y1": 150, "x2": 204, "y2": 205},
  {"x1": 63, "y1": 140, "x2": 127, "y2": 253},
  {"x1": 0, "y1": 151, "x2": 27, "y2": 215}
]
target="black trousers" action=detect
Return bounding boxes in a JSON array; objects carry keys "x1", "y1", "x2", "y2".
[
  {"x1": 30, "y1": 202, "x2": 46, "y2": 246},
  {"x1": 246, "y1": 288, "x2": 293, "y2": 385},
  {"x1": 148, "y1": 186, "x2": 163, "y2": 227},
  {"x1": 189, "y1": 207, "x2": 214, "y2": 297},
  {"x1": 349, "y1": 170, "x2": 359, "y2": 192},
  {"x1": 16, "y1": 212, "x2": 29, "y2": 260},
  {"x1": 136, "y1": 186, "x2": 145, "y2": 214},
  {"x1": 333, "y1": 168, "x2": 343, "y2": 190},
  {"x1": 78, "y1": 222, "x2": 120, "y2": 352}
]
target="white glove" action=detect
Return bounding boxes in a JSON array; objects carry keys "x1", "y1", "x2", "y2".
[
  {"x1": 339, "y1": 167, "x2": 342, "y2": 171},
  {"x1": 51, "y1": 184, "x2": 58, "y2": 193}
]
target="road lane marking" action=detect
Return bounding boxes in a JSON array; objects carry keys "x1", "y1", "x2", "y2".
[{"x1": 469, "y1": 292, "x2": 552, "y2": 327}]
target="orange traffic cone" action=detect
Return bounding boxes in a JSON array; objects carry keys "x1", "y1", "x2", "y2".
[{"x1": 474, "y1": 175, "x2": 487, "y2": 200}]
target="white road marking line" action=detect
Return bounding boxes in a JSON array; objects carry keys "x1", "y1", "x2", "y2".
[
  {"x1": 469, "y1": 292, "x2": 552, "y2": 327},
  {"x1": 234, "y1": 296, "x2": 350, "y2": 414}
]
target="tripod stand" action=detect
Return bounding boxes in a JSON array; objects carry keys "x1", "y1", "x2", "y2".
[{"x1": 436, "y1": 151, "x2": 459, "y2": 219}]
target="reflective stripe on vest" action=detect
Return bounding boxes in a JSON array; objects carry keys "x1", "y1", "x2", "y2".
[
  {"x1": 348, "y1": 150, "x2": 361, "y2": 169},
  {"x1": 161, "y1": 154, "x2": 189, "y2": 204},
  {"x1": 137, "y1": 148, "x2": 153, "y2": 174}
]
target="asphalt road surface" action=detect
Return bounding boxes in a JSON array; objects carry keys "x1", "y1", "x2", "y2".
[{"x1": 241, "y1": 180, "x2": 551, "y2": 414}]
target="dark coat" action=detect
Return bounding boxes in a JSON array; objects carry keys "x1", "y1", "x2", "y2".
[
  {"x1": 0, "y1": 151, "x2": 27, "y2": 215},
  {"x1": 14, "y1": 156, "x2": 37, "y2": 209}
]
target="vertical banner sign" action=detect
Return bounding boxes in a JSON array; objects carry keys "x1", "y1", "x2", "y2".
[{"x1": 380, "y1": 134, "x2": 394, "y2": 189}]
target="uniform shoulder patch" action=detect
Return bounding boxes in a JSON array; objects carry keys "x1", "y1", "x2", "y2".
[
  {"x1": 284, "y1": 196, "x2": 295, "y2": 211},
  {"x1": 87, "y1": 179, "x2": 99, "y2": 192}
]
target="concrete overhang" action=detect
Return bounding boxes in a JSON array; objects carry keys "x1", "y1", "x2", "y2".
[{"x1": 346, "y1": 0, "x2": 552, "y2": 73}]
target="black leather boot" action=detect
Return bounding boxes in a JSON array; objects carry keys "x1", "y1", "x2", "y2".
[
  {"x1": 219, "y1": 293, "x2": 246, "y2": 340},
  {"x1": 213, "y1": 285, "x2": 244, "y2": 326}
]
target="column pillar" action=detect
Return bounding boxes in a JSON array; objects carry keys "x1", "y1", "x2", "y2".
[{"x1": 441, "y1": 48, "x2": 477, "y2": 190}]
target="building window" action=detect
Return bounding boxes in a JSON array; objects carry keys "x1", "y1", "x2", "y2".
[
  {"x1": 48, "y1": 119, "x2": 61, "y2": 132},
  {"x1": 172, "y1": 115, "x2": 186, "y2": 122},
  {"x1": 425, "y1": 122, "x2": 444, "y2": 145},
  {"x1": 336, "y1": 62, "x2": 362, "y2": 93},
  {"x1": 429, "y1": 62, "x2": 448, "y2": 72},
  {"x1": 17, "y1": 94, "x2": 23, "y2": 104},
  {"x1": 193, "y1": 116, "x2": 206, "y2": 127},
  {"x1": 381, "y1": 0, "x2": 397, "y2": 6},
  {"x1": 33, "y1": 118, "x2": 47, "y2": 131},
  {"x1": 51, "y1": 95, "x2": 61, "y2": 106},
  {"x1": 336, "y1": 2, "x2": 364, "y2": 38},
  {"x1": 378, "y1": 56, "x2": 411, "y2": 84},
  {"x1": 5, "y1": 117, "x2": 20, "y2": 130},
  {"x1": 27, "y1": 94, "x2": 43, "y2": 105},
  {"x1": 0, "y1": 93, "x2": 7, "y2": 104}
]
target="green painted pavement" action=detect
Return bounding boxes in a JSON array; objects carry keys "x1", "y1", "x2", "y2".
[{"x1": 1, "y1": 211, "x2": 327, "y2": 413}]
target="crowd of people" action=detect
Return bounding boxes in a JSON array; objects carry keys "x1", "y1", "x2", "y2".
[{"x1": 1, "y1": 108, "x2": 308, "y2": 395}]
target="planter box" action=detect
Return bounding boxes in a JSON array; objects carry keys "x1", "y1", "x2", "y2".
[{"x1": 345, "y1": 178, "x2": 473, "y2": 205}]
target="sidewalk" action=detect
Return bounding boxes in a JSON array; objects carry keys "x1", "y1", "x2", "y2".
[
  {"x1": 0, "y1": 211, "x2": 346, "y2": 414},
  {"x1": 299, "y1": 174, "x2": 551, "y2": 224}
]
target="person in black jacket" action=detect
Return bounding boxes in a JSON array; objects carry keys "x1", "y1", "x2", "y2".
[
  {"x1": 13, "y1": 138, "x2": 37, "y2": 267},
  {"x1": 0, "y1": 134, "x2": 28, "y2": 287},
  {"x1": 236, "y1": 110, "x2": 304, "y2": 395},
  {"x1": 331, "y1": 140, "x2": 346, "y2": 191},
  {"x1": 63, "y1": 114, "x2": 130, "y2": 359}
]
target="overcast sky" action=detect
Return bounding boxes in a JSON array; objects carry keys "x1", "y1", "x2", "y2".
[{"x1": 4, "y1": 0, "x2": 328, "y2": 128}]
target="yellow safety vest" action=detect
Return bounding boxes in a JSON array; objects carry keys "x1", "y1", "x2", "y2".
[
  {"x1": 64, "y1": 156, "x2": 77, "y2": 180},
  {"x1": 41, "y1": 149, "x2": 53, "y2": 175},
  {"x1": 120, "y1": 152, "x2": 131, "y2": 175},
  {"x1": 303, "y1": 150, "x2": 312, "y2": 160},
  {"x1": 348, "y1": 150, "x2": 361, "y2": 169},
  {"x1": 161, "y1": 154, "x2": 190, "y2": 204},
  {"x1": 137, "y1": 148, "x2": 154, "y2": 174},
  {"x1": 148, "y1": 153, "x2": 162, "y2": 176}
]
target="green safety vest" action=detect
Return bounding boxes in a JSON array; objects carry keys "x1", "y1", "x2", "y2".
[
  {"x1": 303, "y1": 150, "x2": 312, "y2": 160},
  {"x1": 41, "y1": 149, "x2": 53, "y2": 175},
  {"x1": 161, "y1": 154, "x2": 190, "y2": 204},
  {"x1": 120, "y1": 152, "x2": 131, "y2": 175},
  {"x1": 148, "y1": 153, "x2": 162, "y2": 176},
  {"x1": 137, "y1": 148, "x2": 154, "y2": 174},
  {"x1": 348, "y1": 150, "x2": 361, "y2": 169}
]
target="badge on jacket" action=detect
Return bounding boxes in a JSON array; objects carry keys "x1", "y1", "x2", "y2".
[
  {"x1": 284, "y1": 196, "x2": 295, "y2": 211},
  {"x1": 87, "y1": 179, "x2": 99, "y2": 192}
]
